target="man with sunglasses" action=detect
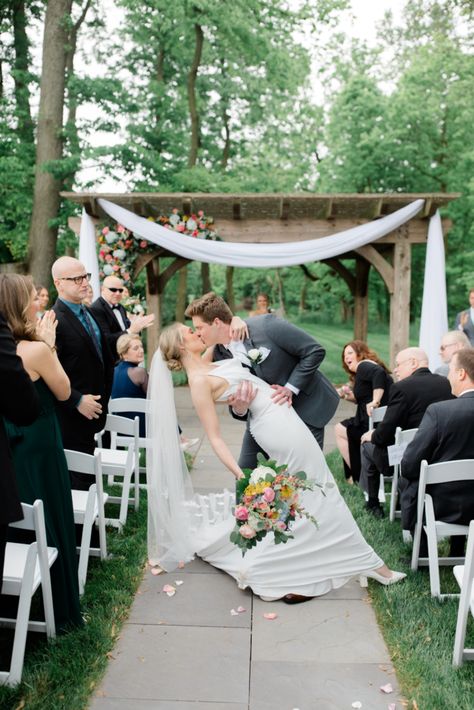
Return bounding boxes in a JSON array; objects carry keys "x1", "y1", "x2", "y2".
[
  {"x1": 90, "y1": 275, "x2": 154, "y2": 360},
  {"x1": 52, "y1": 257, "x2": 115, "y2": 484}
]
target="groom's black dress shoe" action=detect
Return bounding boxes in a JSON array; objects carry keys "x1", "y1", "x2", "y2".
[{"x1": 283, "y1": 594, "x2": 313, "y2": 604}]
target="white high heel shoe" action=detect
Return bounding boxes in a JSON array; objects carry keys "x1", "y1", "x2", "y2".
[{"x1": 359, "y1": 569, "x2": 406, "y2": 588}]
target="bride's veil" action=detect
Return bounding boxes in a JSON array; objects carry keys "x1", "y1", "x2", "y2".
[{"x1": 146, "y1": 349, "x2": 196, "y2": 571}]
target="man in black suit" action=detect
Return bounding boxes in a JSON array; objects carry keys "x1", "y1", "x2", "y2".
[
  {"x1": 400, "y1": 348, "x2": 474, "y2": 547},
  {"x1": 360, "y1": 347, "x2": 453, "y2": 517},
  {"x1": 0, "y1": 312, "x2": 40, "y2": 590},
  {"x1": 52, "y1": 257, "x2": 115, "y2": 485},
  {"x1": 90, "y1": 275, "x2": 154, "y2": 360},
  {"x1": 185, "y1": 292, "x2": 339, "y2": 468}
]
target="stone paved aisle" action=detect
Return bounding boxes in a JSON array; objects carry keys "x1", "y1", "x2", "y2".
[{"x1": 89, "y1": 390, "x2": 402, "y2": 710}]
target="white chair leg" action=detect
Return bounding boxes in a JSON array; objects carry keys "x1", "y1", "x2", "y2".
[
  {"x1": 425, "y1": 496, "x2": 441, "y2": 598},
  {"x1": 453, "y1": 580, "x2": 471, "y2": 666},
  {"x1": 389, "y1": 466, "x2": 399, "y2": 523},
  {"x1": 411, "y1": 521, "x2": 422, "y2": 571},
  {"x1": 8, "y1": 546, "x2": 37, "y2": 686},
  {"x1": 77, "y1": 487, "x2": 96, "y2": 595}
]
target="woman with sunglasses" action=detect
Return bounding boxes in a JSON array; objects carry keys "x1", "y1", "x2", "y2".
[{"x1": 90, "y1": 276, "x2": 154, "y2": 359}]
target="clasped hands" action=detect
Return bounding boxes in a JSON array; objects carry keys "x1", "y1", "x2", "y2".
[{"x1": 227, "y1": 381, "x2": 293, "y2": 415}]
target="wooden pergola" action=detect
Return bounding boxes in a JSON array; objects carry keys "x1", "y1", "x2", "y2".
[{"x1": 63, "y1": 192, "x2": 459, "y2": 363}]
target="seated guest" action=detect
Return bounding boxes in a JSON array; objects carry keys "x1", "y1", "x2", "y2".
[
  {"x1": 112, "y1": 333, "x2": 198, "y2": 451},
  {"x1": 435, "y1": 330, "x2": 470, "y2": 376},
  {"x1": 335, "y1": 340, "x2": 392, "y2": 484},
  {"x1": 400, "y1": 349, "x2": 474, "y2": 555},
  {"x1": 90, "y1": 276, "x2": 154, "y2": 359},
  {"x1": 112, "y1": 334, "x2": 148, "y2": 436},
  {"x1": 454, "y1": 288, "x2": 474, "y2": 345},
  {"x1": 0, "y1": 274, "x2": 82, "y2": 630},
  {"x1": 0, "y1": 310, "x2": 40, "y2": 592},
  {"x1": 360, "y1": 347, "x2": 453, "y2": 518}
]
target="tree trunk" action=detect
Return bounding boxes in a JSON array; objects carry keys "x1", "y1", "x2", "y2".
[
  {"x1": 299, "y1": 278, "x2": 308, "y2": 313},
  {"x1": 275, "y1": 269, "x2": 286, "y2": 316},
  {"x1": 12, "y1": 0, "x2": 34, "y2": 143},
  {"x1": 175, "y1": 265, "x2": 188, "y2": 321},
  {"x1": 187, "y1": 21, "x2": 203, "y2": 167},
  {"x1": 226, "y1": 266, "x2": 235, "y2": 313},
  {"x1": 201, "y1": 262, "x2": 211, "y2": 293},
  {"x1": 28, "y1": 0, "x2": 73, "y2": 286}
]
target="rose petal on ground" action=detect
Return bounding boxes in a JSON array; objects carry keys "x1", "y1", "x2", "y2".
[
  {"x1": 380, "y1": 683, "x2": 393, "y2": 694},
  {"x1": 150, "y1": 567, "x2": 163, "y2": 576},
  {"x1": 237, "y1": 606, "x2": 246, "y2": 613},
  {"x1": 351, "y1": 703, "x2": 362, "y2": 709},
  {"x1": 230, "y1": 609, "x2": 239, "y2": 616},
  {"x1": 263, "y1": 612, "x2": 278, "y2": 620},
  {"x1": 175, "y1": 580, "x2": 184, "y2": 586},
  {"x1": 165, "y1": 590, "x2": 176, "y2": 597},
  {"x1": 388, "y1": 704, "x2": 396, "y2": 710},
  {"x1": 178, "y1": 561, "x2": 185, "y2": 568},
  {"x1": 163, "y1": 584, "x2": 176, "y2": 594}
]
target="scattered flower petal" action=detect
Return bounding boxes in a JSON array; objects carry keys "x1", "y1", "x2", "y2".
[
  {"x1": 237, "y1": 606, "x2": 246, "y2": 613},
  {"x1": 263, "y1": 612, "x2": 278, "y2": 620},
  {"x1": 380, "y1": 683, "x2": 394, "y2": 694},
  {"x1": 230, "y1": 609, "x2": 239, "y2": 616},
  {"x1": 163, "y1": 584, "x2": 176, "y2": 597},
  {"x1": 175, "y1": 580, "x2": 184, "y2": 586},
  {"x1": 388, "y1": 704, "x2": 396, "y2": 710},
  {"x1": 352, "y1": 703, "x2": 362, "y2": 709},
  {"x1": 178, "y1": 561, "x2": 185, "y2": 568},
  {"x1": 150, "y1": 567, "x2": 163, "y2": 576}
]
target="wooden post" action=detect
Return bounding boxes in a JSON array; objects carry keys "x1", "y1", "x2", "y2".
[
  {"x1": 389, "y1": 227, "x2": 411, "y2": 366},
  {"x1": 201, "y1": 262, "x2": 211, "y2": 293},
  {"x1": 354, "y1": 258, "x2": 370, "y2": 342},
  {"x1": 146, "y1": 258, "x2": 160, "y2": 359},
  {"x1": 175, "y1": 265, "x2": 188, "y2": 321},
  {"x1": 226, "y1": 266, "x2": 235, "y2": 312}
]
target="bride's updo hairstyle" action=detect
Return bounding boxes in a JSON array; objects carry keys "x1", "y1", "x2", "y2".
[{"x1": 159, "y1": 323, "x2": 185, "y2": 372}]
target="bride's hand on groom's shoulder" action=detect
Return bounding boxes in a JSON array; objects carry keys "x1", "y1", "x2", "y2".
[{"x1": 230, "y1": 316, "x2": 249, "y2": 341}]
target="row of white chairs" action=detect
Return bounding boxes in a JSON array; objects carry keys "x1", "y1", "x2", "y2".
[
  {"x1": 369, "y1": 406, "x2": 474, "y2": 666},
  {"x1": 0, "y1": 408, "x2": 146, "y2": 686}
]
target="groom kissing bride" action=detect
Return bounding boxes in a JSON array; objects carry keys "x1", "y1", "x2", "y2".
[{"x1": 184, "y1": 292, "x2": 340, "y2": 468}]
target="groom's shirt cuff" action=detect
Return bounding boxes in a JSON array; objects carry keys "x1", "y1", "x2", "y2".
[{"x1": 285, "y1": 382, "x2": 300, "y2": 395}]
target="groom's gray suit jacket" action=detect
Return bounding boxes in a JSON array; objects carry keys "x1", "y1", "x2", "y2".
[{"x1": 213, "y1": 315, "x2": 339, "y2": 466}]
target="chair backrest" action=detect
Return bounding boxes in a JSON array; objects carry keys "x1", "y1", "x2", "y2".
[
  {"x1": 417, "y1": 459, "x2": 474, "y2": 522},
  {"x1": 10, "y1": 500, "x2": 51, "y2": 593},
  {"x1": 109, "y1": 397, "x2": 151, "y2": 415},
  {"x1": 65, "y1": 449, "x2": 101, "y2": 476},
  {"x1": 104, "y1": 413, "x2": 139, "y2": 436},
  {"x1": 395, "y1": 427, "x2": 418, "y2": 447},
  {"x1": 369, "y1": 405, "x2": 387, "y2": 429}
]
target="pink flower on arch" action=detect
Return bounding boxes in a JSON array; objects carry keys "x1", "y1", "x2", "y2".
[
  {"x1": 102, "y1": 226, "x2": 109, "y2": 235},
  {"x1": 176, "y1": 224, "x2": 185, "y2": 232},
  {"x1": 105, "y1": 254, "x2": 113, "y2": 262},
  {"x1": 198, "y1": 210, "x2": 204, "y2": 217},
  {"x1": 140, "y1": 240, "x2": 147, "y2": 248},
  {"x1": 117, "y1": 225, "x2": 125, "y2": 233},
  {"x1": 113, "y1": 265, "x2": 120, "y2": 271}
]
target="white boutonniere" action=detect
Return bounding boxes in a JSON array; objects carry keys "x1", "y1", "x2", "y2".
[{"x1": 246, "y1": 347, "x2": 270, "y2": 366}]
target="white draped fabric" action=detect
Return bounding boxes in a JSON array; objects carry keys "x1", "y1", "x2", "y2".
[
  {"x1": 78, "y1": 207, "x2": 101, "y2": 299},
  {"x1": 419, "y1": 211, "x2": 448, "y2": 371},
  {"x1": 97, "y1": 197, "x2": 425, "y2": 268}
]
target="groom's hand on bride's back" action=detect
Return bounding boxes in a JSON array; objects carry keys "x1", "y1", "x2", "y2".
[
  {"x1": 228, "y1": 380, "x2": 256, "y2": 416},
  {"x1": 270, "y1": 384, "x2": 293, "y2": 407}
]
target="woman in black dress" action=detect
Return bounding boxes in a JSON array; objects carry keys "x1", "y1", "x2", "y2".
[{"x1": 334, "y1": 340, "x2": 392, "y2": 484}]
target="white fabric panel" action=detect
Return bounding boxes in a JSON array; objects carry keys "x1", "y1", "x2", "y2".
[
  {"x1": 419, "y1": 211, "x2": 448, "y2": 371},
  {"x1": 78, "y1": 207, "x2": 100, "y2": 299},
  {"x1": 97, "y1": 198, "x2": 425, "y2": 268}
]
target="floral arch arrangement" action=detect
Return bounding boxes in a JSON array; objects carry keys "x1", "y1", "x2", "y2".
[{"x1": 97, "y1": 208, "x2": 219, "y2": 285}]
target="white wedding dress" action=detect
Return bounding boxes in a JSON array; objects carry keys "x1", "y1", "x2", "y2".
[{"x1": 188, "y1": 358, "x2": 383, "y2": 599}]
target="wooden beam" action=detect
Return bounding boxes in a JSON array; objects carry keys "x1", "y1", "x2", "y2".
[
  {"x1": 354, "y1": 258, "x2": 370, "y2": 341},
  {"x1": 389, "y1": 227, "x2": 412, "y2": 366},
  {"x1": 355, "y1": 245, "x2": 394, "y2": 293},
  {"x1": 322, "y1": 258, "x2": 356, "y2": 294}
]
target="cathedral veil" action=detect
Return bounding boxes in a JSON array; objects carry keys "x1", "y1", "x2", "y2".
[{"x1": 146, "y1": 349, "x2": 196, "y2": 571}]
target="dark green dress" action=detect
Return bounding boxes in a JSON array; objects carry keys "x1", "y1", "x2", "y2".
[{"x1": 4, "y1": 379, "x2": 82, "y2": 631}]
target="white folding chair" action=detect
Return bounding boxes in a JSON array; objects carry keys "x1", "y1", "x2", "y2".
[
  {"x1": 364, "y1": 406, "x2": 387, "y2": 503},
  {"x1": 452, "y1": 520, "x2": 474, "y2": 666},
  {"x1": 65, "y1": 449, "x2": 108, "y2": 596},
  {"x1": 108, "y1": 397, "x2": 151, "y2": 488},
  {"x1": 389, "y1": 427, "x2": 418, "y2": 523},
  {"x1": 0, "y1": 500, "x2": 58, "y2": 686},
  {"x1": 95, "y1": 414, "x2": 139, "y2": 530},
  {"x1": 411, "y1": 459, "x2": 474, "y2": 598}
]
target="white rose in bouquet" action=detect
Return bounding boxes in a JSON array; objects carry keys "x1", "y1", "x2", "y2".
[{"x1": 249, "y1": 465, "x2": 275, "y2": 485}]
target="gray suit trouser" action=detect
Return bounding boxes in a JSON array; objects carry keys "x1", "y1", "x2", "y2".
[
  {"x1": 360, "y1": 442, "x2": 390, "y2": 500},
  {"x1": 238, "y1": 423, "x2": 324, "y2": 470}
]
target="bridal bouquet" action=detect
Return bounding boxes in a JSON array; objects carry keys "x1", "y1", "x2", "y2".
[{"x1": 230, "y1": 454, "x2": 321, "y2": 555}]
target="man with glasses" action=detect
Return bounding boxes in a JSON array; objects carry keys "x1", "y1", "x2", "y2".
[
  {"x1": 359, "y1": 347, "x2": 452, "y2": 518},
  {"x1": 400, "y1": 349, "x2": 474, "y2": 553},
  {"x1": 435, "y1": 330, "x2": 471, "y2": 376},
  {"x1": 90, "y1": 275, "x2": 154, "y2": 359},
  {"x1": 52, "y1": 257, "x2": 115, "y2": 483}
]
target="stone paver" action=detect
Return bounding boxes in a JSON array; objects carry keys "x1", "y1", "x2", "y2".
[{"x1": 89, "y1": 390, "x2": 403, "y2": 709}]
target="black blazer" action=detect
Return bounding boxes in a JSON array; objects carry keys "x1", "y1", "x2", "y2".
[
  {"x1": 53, "y1": 299, "x2": 115, "y2": 452},
  {"x1": 0, "y1": 313, "x2": 40, "y2": 524},
  {"x1": 372, "y1": 368, "x2": 453, "y2": 448},
  {"x1": 214, "y1": 315, "x2": 339, "y2": 429},
  {"x1": 90, "y1": 296, "x2": 130, "y2": 358},
  {"x1": 399, "y1": 392, "x2": 474, "y2": 529}
]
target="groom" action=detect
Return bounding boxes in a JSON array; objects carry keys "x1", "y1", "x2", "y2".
[{"x1": 185, "y1": 292, "x2": 339, "y2": 469}]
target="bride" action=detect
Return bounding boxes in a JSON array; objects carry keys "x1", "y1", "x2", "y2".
[{"x1": 148, "y1": 322, "x2": 405, "y2": 602}]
